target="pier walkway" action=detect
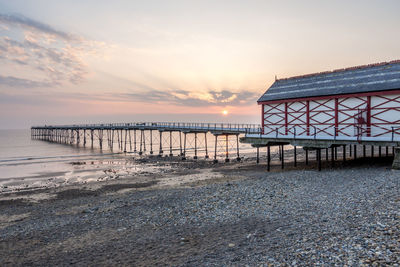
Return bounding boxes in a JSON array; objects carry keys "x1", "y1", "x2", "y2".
[{"x1": 31, "y1": 122, "x2": 260, "y2": 163}]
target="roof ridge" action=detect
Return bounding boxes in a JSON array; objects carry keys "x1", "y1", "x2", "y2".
[{"x1": 277, "y1": 59, "x2": 400, "y2": 82}]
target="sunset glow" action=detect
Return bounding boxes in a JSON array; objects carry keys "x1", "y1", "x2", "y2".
[{"x1": 0, "y1": 1, "x2": 399, "y2": 129}]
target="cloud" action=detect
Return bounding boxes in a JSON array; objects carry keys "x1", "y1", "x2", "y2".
[
  {"x1": 118, "y1": 89, "x2": 258, "y2": 106},
  {"x1": 0, "y1": 75, "x2": 53, "y2": 88},
  {"x1": 0, "y1": 14, "x2": 75, "y2": 41},
  {"x1": 0, "y1": 13, "x2": 104, "y2": 88}
]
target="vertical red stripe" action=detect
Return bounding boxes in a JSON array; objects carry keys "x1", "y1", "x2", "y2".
[
  {"x1": 334, "y1": 98, "x2": 339, "y2": 136},
  {"x1": 261, "y1": 104, "x2": 264, "y2": 134},
  {"x1": 367, "y1": 96, "x2": 371, "y2": 137},
  {"x1": 285, "y1": 102, "x2": 288, "y2": 135},
  {"x1": 306, "y1": 100, "x2": 310, "y2": 135}
]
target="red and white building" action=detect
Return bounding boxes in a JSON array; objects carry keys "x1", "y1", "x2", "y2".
[{"x1": 256, "y1": 60, "x2": 400, "y2": 142}]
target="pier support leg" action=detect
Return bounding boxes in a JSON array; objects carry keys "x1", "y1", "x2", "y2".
[
  {"x1": 317, "y1": 149, "x2": 322, "y2": 171},
  {"x1": 182, "y1": 133, "x2": 187, "y2": 160},
  {"x1": 143, "y1": 130, "x2": 146, "y2": 152},
  {"x1": 70, "y1": 129, "x2": 74, "y2": 144},
  {"x1": 91, "y1": 130, "x2": 94, "y2": 148},
  {"x1": 294, "y1": 146, "x2": 297, "y2": 167},
  {"x1": 179, "y1": 132, "x2": 183, "y2": 156},
  {"x1": 363, "y1": 145, "x2": 366, "y2": 158},
  {"x1": 205, "y1": 133, "x2": 209, "y2": 159},
  {"x1": 305, "y1": 149, "x2": 309, "y2": 165},
  {"x1": 158, "y1": 131, "x2": 163, "y2": 156},
  {"x1": 256, "y1": 147, "x2": 259, "y2": 164},
  {"x1": 225, "y1": 134, "x2": 229, "y2": 162},
  {"x1": 331, "y1": 147, "x2": 335, "y2": 168},
  {"x1": 139, "y1": 130, "x2": 143, "y2": 155},
  {"x1": 116, "y1": 130, "x2": 119, "y2": 150},
  {"x1": 349, "y1": 145, "x2": 352, "y2": 157},
  {"x1": 134, "y1": 130, "x2": 137, "y2": 153},
  {"x1": 124, "y1": 129, "x2": 127, "y2": 153},
  {"x1": 371, "y1": 145, "x2": 374, "y2": 158},
  {"x1": 150, "y1": 130, "x2": 153, "y2": 155},
  {"x1": 379, "y1": 146, "x2": 382, "y2": 158},
  {"x1": 121, "y1": 130, "x2": 124, "y2": 150},
  {"x1": 83, "y1": 129, "x2": 86, "y2": 147},
  {"x1": 267, "y1": 145, "x2": 271, "y2": 172},
  {"x1": 111, "y1": 130, "x2": 115, "y2": 151},
  {"x1": 129, "y1": 130, "x2": 132, "y2": 151},
  {"x1": 325, "y1": 148, "x2": 328, "y2": 161},
  {"x1": 386, "y1": 146, "x2": 389, "y2": 157},
  {"x1": 354, "y1": 145, "x2": 357, "y2": 160},
  {"x1": 236, "y1": 134, "x2": 240, "y2": 161},
  {"x1": 99, "y1": 129, "x2": 103, "y2": 150},
  {"x1": 334, "y1": 147, "x2": 337, "y2": 160},
  {"x1": 194, "y1": 133, "x2": 198, "y2": 160},
  {"x1": 213, "y1": 135, "x2": 218, "y2": 163},
  {"x1": 343, "y1": 145, "x2": 346, "y2": 162},
  {"x1": 392, "y1": 147, "x2": 400, "y2": 169},
  {"x1": 169, "y1": 131, "x2": 173, "y2": 157},
  {"x1": 281, "y1": 145, "x2": 284, "y2": 169}
]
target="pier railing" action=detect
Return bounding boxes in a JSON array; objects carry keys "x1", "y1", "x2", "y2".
[
  {"x1": 31, "y1": 122, "x2": 261, "y2": 134},
  {"x1": 247, "y1": 125, "x2": 400, "y2": 142}
]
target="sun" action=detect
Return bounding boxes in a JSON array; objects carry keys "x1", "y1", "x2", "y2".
[{"x1": 222, "y1": 110, "x2": 229, "y2": 115}]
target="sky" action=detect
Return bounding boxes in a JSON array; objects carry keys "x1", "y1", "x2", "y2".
[{"x1": 0, "y1": 0, "x2": 399, "y2": 129}]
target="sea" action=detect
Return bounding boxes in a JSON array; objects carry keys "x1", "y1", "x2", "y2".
[{"x1": 0, "y1": 129, "x2": 259, "y2": 192}]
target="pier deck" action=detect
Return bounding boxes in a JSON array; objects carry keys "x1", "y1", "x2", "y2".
[
  {"x1": 31, "y1": 122, "x2": 400, "y2": 170},
  {"x1": 31, "y1": 122, "x2": 260, "y2": 163}
]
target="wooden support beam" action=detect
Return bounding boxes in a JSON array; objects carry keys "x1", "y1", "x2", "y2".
[
  {"x1": 354, "y1": 145, "x2": 357, "y2": 160},
  {"x1": 256, "y1": 147, "x2": 259, "y2": 164},
  {"x1": 213, "y1": 134, "x2": 218, "y2": 163},
  {"x1": 317, "y1": 149, "x2": 322, "y2": 171},
  {"x1": 149, "y1": 130, "x2": 153, "y2": 154},
  {"x1": 306, "y1": 149, "x2": 309, "y2": 165},
  {"x1": 236, "y1": 134, "x2": 240, "y2": 161},
  {"x1": 194, "y1": 133, "x2": 198, "y2": 159},
  {"x1": 343, "y1": 145, "x2": 346, "y2": 162},
  {"x1": 205, "y1": 133, "x2": 209, "y2": 159},
  {"x1": 267, "y1": 145, "x2": 271, "y2": 171},
  {"x1": 225, "y1": 134, "x2": 229, "y2": 162}
]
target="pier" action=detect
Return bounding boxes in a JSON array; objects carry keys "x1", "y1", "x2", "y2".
[
  {"x1": 31, "y1": 122, "x2": 400, "y2": 170},
  {"x1": 31, "y1": 122, "x2": 260, "y2": 163}
]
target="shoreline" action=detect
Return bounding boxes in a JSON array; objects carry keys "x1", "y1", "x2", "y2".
[
  {"x1": 1, "y1": 154, "x2": 399, "y2": 265},
  {"x1": 1, "y1": 145, "x2": 394, "y2": 195}
]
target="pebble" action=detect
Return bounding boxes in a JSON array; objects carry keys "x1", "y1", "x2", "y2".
[{"x1": 1, "y1": 163, "x2": 399, "y2": 266}]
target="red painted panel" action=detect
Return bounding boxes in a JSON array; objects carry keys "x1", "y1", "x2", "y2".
[{"x1": 258, "y1": 89, "x2": 400, "y2": 105}]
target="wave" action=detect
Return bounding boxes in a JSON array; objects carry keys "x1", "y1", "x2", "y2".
[{"x1": 0, "y1": 152, "x2": 124, "y2": 164}]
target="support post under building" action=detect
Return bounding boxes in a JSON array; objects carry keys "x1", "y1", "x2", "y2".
[{"x1": 392, "y1": 148, "x2": 400, "y2": 169}]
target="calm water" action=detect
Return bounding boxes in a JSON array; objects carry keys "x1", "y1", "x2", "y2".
[
  {"x1": 0, "y1": 129, "x2": 259, "y2": 191},
  {"x1": 0, "y1": 130, "x2": 125, "y2": 187}
]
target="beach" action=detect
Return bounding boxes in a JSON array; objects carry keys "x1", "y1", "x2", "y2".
[{"x1": 1, "y1": 155, "x2": 399, "y2": 266}]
